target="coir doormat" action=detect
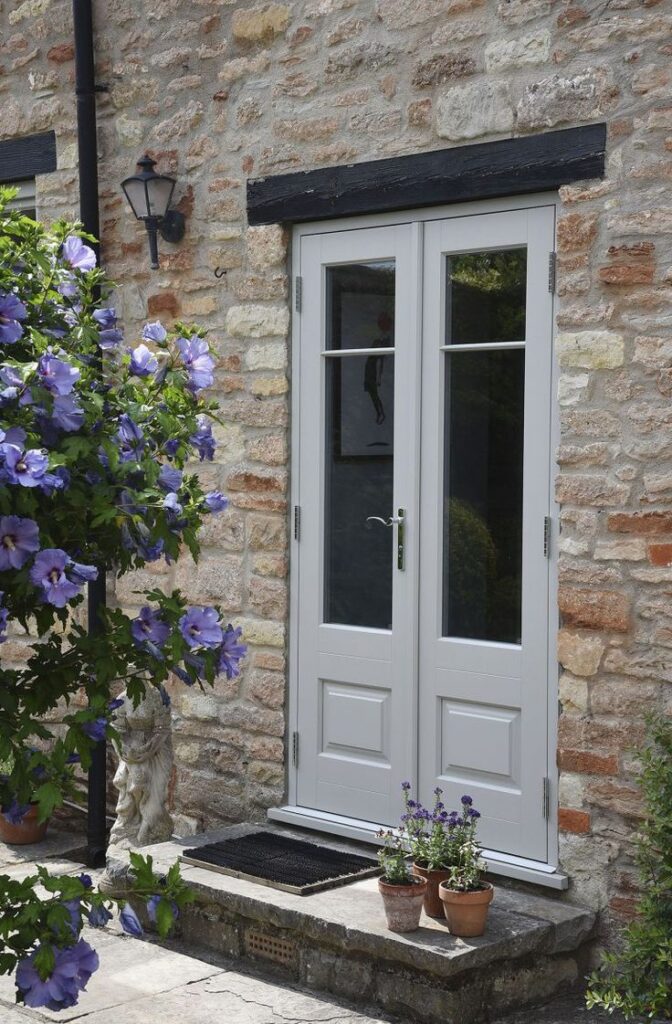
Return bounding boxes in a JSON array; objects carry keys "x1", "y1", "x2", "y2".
[{"x1": 180, "y1": 830, "x2": 381, "y2": 895}]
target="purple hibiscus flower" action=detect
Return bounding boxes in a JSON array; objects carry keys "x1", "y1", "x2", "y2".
[
  {"x1": 37, "y1": 354, "x2": 80, "y2": 396},
  {"x1": 121, "y1": 521, "x2": 164, "y2": 562},
  {"x1": 50, "y1": 395, "x2": 85, "y2": 432},
  {"x1": 177, "y1": 337, "x2": 215, "y2": 392},
  {"x1": 179, "y1": 606, "x2": 223, "y2": 649},
  {"x1": 216, "y1": 624, "x2": 246, "y2": 680},
  {"x1": 16, "y1": 939, "x2": 99, "y2": 1011},
  {"x1": 62, "y1": 236, "x2": 97, "y2": 272},
  {"x1": 119, "y1": 903, "x2": 143, "y2": 937},
  {"x1": 131, "y1": 606, "x2": 171, "y2": 649},
  {"x1": 1, "y1": 444, "x2": 48, "y2": 488},
  {"x1": 39, "y1": 466, "x2": 71, "y2": 496},
  {"x1": 29, "y1": 549, "x2": 96, "y2": 608},
  {"x1": 87, "y1": 904, "x2": 113, "y2": 928},
  {"x1": 0, "y1": 290, "x2": 27, "y2": 345},
  {"x1": 82, "y1": 717, "x2": 107, "y2": 742},
  {"x1": 1, "y1": 798, "x2": 31, "y2": 825},
  {"x1": 158, "y1": 464, "x2": 182, "y2": 492},
  {"x1": 0, "y1": 516, "x2": 40, "y2": 570},
  {"x1": 93, "y1": 308, "x2": 116, "y2": 330},
  {"x1": 129, "y1": 343, "x2": 158, "y2": 377},
  {"x1": 204, "y1": 491, "x2": 228, "y2": 513},
  {"x1": 189, "y1": 415, "x2": 216, "y2": 461},
  {"x1": 163, "y1": 492, "x2": 183, "y2": 517},
  {"x1": 116, "y1": 414, "x2": 144, "y2": 463},
  {"x1": 0, "y1": 364, "x2": 24, "y2": 402},
  {"x1": 143, "y1": 321, "x2": 167, "y2": 343}
]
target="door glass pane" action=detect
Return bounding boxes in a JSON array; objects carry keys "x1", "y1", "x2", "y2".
[
  {"x1": 442, "y1": 349, "x2": 524, "y2": 644},
  {"x1": 324, "y1": 262, "x2": 395, "y2": 630},
  {"x1": 326, "y1": 262, "x2": 395, "y2": 350},
  {"x1": 446, "y1": 249, "x2": 526, "y2": 345}
]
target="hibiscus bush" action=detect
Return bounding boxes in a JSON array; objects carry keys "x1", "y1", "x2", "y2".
[{"x1": 0, "y1": 188, "x2": 245, "y2": 1009}]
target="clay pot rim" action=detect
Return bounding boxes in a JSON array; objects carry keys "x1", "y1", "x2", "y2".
[
  {"x1": 379, "y1": 876, "x2": 428, "y2": 895},
  {"x1": 412, "y1": 862, "x2": 452, "y2": 876},
  {"x1": 438, "y1": 880, "x2": 494, "y2": 901}
]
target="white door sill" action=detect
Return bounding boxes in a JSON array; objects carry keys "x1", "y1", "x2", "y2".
[{"x1": 268, "y1": 805, "x2": 568, "y2": 891}]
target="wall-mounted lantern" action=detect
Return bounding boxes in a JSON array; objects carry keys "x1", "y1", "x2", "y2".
[{"x1": 121, "y1": 155, "x2": 185, "y2": 270}]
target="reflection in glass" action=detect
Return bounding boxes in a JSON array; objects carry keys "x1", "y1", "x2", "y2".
[
  {"x1": 442, "y1": 349, "x2": 524, "y2": 644},
  {"x1": 326, "y1": 262, "x2": 395, "y2": 350},
  {"x1": 446, "y1": 249, "x2": 527, "y2": 345},
  {"x1": 323, "y1": 260, "x2": 395, "y2": 630}
]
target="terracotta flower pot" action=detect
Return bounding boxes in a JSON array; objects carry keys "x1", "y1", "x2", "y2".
[
  {"x1": 439, "y1": 881, "x2": 494, "y2": 937},
  {"x1": 412, "y1": 863, "x2": 452, "y2": 918},
  {"x1": 378, "y1": 876, "x2": 428, "y2": 933},
  {"x1": 0, "y1": 804, "x2": 48, "y2": 846}
]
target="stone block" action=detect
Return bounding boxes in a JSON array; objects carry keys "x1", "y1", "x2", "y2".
[
  {"x1": 412, "y1": 52, "x2": 476, "y2": 88},
  {"x1": 436, "y1": 79, "x2": 514, "y2": 141},
  {"x1": 244, "y1": 342, "x2": 287, "y2": 370},
  {"x1": 232, "y1": 4, "x2": 290, "y2": 43},
  {"x1": 558, "y1": 586, "x2": 630, "y2": 632},
  {"x1": 234, "y1": 616, "x2": 286, "y2": 648},
  {"x1": 555, "y1": 474, "x2": 630, "y2": 507},
  {"x1": 557, "y1": 630, "x2": 604, "y2": 677},
  {"x1": 517, "y1": 67, "x2": 615, "y2": 131},
  {"x1": 594, "y1": 538, "x2": 646, "y2": 561},
  {"x1": 556, "y1": 213, "x2": 598, "y2": 253},
  {"x1": 248, "y1": 576, "x2": 288, "y2": 620},
  {"x1": 559, "y1": 750, "x2": 619, "y2": 776},
  {"x1": 484, "y1": 30, "x2": 550, "y2": 71},
  {"x1": 226, "y1": 304, "x2": 289, "y2": 338},
  {"x1": 556, "y1": 331, "x2": 624, "y2": 369},
  {"x1": 246, "y1": 224, "x2": 287, "y2": 269},
  {"x1": 248, "y1": 514, "x2": 288, "y2": 551},
  {"x1": 174, "y1": 554, "x2": 243, "y2": 610}
]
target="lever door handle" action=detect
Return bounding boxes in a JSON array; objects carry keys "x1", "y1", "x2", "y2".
[{"x1": 365, "y1": 510, "x2": 406, "y2": 571}]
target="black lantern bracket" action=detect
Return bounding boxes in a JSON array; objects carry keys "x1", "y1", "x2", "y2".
[{"x1": 121, "y1": 155, "x2": 186, "y2": 269}]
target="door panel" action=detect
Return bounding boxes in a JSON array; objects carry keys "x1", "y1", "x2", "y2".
[
  {"x1": 296, "y1": 225, "x2": 419, "y2": 825},
  {"x1": 419, "y1": 208, "x2": 554, "y2": 862}
]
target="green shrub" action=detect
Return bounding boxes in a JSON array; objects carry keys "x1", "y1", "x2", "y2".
[{"x1": 586, "y1": 716, "x2": 672, "y2": 1021}]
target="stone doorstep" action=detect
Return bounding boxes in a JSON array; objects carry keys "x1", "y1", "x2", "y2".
[{"x1": 120, "y1": 824, "x2": 597, "y2": 1024}]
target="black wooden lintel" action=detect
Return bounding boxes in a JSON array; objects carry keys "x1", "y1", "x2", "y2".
[
  {"x1": 247, "y1": 123, "x2": 606, "y2": 226},
  {"x1": 0, "y1": 131, "x2": 58, "y2": 184}
]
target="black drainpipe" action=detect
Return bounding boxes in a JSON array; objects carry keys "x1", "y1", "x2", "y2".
[{"x1": 72, "y1": 0, "x2": 108, "y2": 869}]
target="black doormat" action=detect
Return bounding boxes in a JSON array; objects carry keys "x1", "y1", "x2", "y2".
[{"x1": 180, "y1": 830, "x2": 381, "y2": 895}]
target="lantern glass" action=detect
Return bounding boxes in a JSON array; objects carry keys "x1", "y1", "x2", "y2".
[
  {"x1": 121, "y1": 177, "x2": 150, "y2": 220},
  {"x1": 145, "y1": 175, "x2": 175, "y2": 219}
]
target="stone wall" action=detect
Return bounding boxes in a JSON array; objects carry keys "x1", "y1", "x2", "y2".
[{"x1": 1, "y1": 0, "x2": 671, "y2": 929}]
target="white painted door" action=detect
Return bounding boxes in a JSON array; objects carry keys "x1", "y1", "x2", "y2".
[
  {"x1": 418, "y1": 208, "x2": 555, "y2": 861},
  {"x1": 295, "y1": 225, "x2": 420, "y2": 825},
  {"x1": 294, "y1": 205, "x2": 554, "y2": 861}
]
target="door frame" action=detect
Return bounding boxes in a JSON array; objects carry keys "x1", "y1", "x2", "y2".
[{"x1": 275, "y1": 192, "x2": 564, "y2": 889}]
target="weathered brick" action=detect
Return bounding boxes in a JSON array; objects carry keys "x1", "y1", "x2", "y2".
[
  {"x1": 648, "y1": 543, "x2": 672, "y2": 566},
  {"x1": 558, "y1": 808, "x2": 590, "y2": 834},
  {"x1": 608, "y1": 511, "x2": 672, "y2": 535},
  {"x1": 559, "y1": 750, "x2": 619, "y2": 776},
  {"x1": 558, "y1": 587, "x2": 630, "y2": 632}
]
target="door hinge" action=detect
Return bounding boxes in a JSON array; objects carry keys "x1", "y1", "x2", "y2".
[
  {"x1": 548, "y1": 251, "x2": 557, "y2": 294},
  {"x1": 543, "y1": 515, "x2": 551, "y2": 558},
  {"x1": 291, "y1": 731, "x2": 299, "y2": 768},
  {"x1": 293, "y1": 505, "x2": 301, "y2": 541},
  {"x1": 295, "y1": 275, "x2": 303, "y2": 313},
  {"x1": 542, "y1": 776, "x2": 551, "y2": 819}
]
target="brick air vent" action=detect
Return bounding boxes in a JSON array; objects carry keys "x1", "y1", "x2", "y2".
[{"x1": 245, "y1": 929, "x2": 295, "y2": 966}]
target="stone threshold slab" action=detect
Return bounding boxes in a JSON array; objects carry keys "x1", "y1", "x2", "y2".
[{"x1": 126, "y1": 823, "x2": 596, "y2": 984}]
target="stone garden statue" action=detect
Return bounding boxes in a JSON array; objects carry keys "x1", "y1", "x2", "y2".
[{"x1": 108, "y1": 684, "x2": 174, "y2": 850}]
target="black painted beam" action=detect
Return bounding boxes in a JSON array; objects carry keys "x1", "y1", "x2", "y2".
[
  {"x1": 0, "y1": 131, "x2": 57, "y2": 183},
  {"x1": 247, "y1": 123, "x2": 606, "y2": 226}
]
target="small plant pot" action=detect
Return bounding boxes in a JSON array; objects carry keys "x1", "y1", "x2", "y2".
[
  {"x1": 439, "y1": 881, "x2": 494, "y2": 937},
  {"x1": 0, "y1": 804, "x2": 48, "y2": 846},
  {"x1": 412, "y1": 863, "x2": 452, "y2": 918},
  {"x1": 378, "y1": 876, "x2": 428, "y2": 933}
]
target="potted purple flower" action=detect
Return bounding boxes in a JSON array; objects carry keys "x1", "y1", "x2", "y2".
[
  {"x1": 438, "y1": 796, "x2": 493, "y2": 937},
  {"x1": 401, "y1": 783, "x2": 464, "y2": 918},
  {"x1": 377, "y1": 827, "x2": 428, "y2": 933}
]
